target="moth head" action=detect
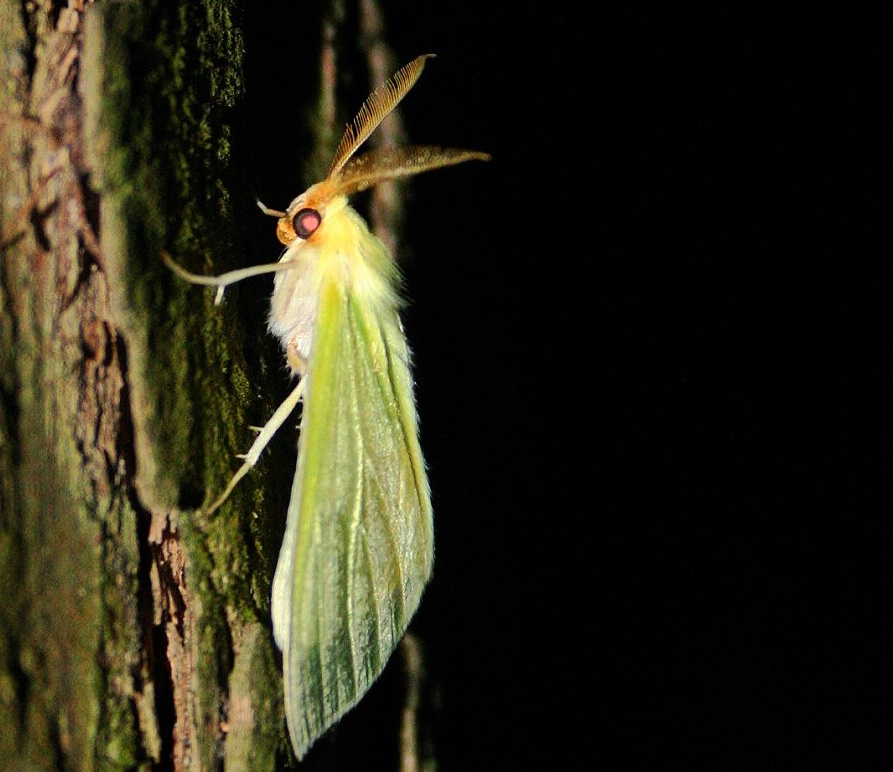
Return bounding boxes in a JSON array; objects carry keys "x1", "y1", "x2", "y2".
[{"x1": 266, "y1": 181, "x2": 337, "y2": 246}]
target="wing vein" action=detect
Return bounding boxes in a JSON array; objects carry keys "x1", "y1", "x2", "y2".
[{"x1": 344, "y1": 318, "x2": 364, "y2": 692}]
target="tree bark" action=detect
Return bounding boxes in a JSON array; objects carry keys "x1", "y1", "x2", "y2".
[
  {"x1": 1, "y1": 1, "x2": 285, "y2": 768},
  {"x1": 1, "y1": 1, "x2": 431, "y2": 769}
]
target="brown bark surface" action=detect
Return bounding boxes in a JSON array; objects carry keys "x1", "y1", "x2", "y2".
[
  {"x1": 1, "y1": 2, "x2": 428, "y2": 769},
  {"x1": 0, "y1": 2, "x2": 284, "y2": 768}
]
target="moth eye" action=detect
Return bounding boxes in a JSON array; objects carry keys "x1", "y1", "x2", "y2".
[{"x1": 293, "y1": 208, "x2": 321, "y2": 239}]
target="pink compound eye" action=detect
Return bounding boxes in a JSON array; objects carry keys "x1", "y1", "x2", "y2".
[{"x1": 293, "y1": 208, "x2": 321, "y2": 239}]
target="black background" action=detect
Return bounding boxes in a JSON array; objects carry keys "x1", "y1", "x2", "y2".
[{"x1": 230, "y1": 2, "x2": 885, "y2": 769}]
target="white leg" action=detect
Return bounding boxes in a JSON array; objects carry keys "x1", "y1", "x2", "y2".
[
  {"x1": 205, "y1": 377, "x2": 306, "y2": 515},
  {"x1": 161, "y1": 250, "x2": 299, "y2": 304}
]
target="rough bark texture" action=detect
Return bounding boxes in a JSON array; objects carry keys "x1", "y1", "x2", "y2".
[
  {"x1": 0, "y1": 1, "x2": 285, "y2": 768},
  {"x1": 1, "y1": 1, "x2": 428, "y2": 768}
]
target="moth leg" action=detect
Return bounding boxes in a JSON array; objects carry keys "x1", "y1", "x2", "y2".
[
  {"x1": 162, "y1": 250, "x2": 300, "y2": 305},
  {"x1": 204, "y1": 377, "x2": 305, "y2": 515},
  {"x1": 286, "y1": 339, "x2": 308, "y2": 377}
]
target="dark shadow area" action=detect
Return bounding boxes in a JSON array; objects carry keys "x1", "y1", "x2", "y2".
[{"x1": 237, "y1": 2, "x2": 886, "y2": 768}]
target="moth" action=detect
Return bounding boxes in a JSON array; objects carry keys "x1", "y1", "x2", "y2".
[{"x1": 165, "y1": 55, "x2": 489, "y2": 758}]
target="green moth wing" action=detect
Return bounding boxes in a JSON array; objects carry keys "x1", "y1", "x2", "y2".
[{"x1": 271, "y1": 239, "x2": 433, "y2": 758}]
